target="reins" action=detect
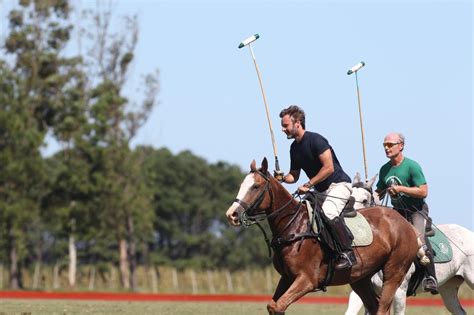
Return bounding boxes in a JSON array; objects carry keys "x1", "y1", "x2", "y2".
[
  {"x1": 236, "y1": 171, "x2": 308, "y2": 256},
  {"x1": 236, "y1": 170, "x2": 297, "y2": 227}
]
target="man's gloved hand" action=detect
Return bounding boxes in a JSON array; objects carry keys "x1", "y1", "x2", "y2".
[{"x1": 274, "y1": 170, "x2": 285, "y2": 183}]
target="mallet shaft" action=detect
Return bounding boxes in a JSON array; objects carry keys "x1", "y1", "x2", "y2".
[
  {"x1": 238, "y1": 34, "x2": 280, "y2": 171},
  {"x1": 355, "y1": 72, "x2": 369, "y2": 182},
  {"x1": 249, "y1": 45, "x2": 280, "y2": 171}
]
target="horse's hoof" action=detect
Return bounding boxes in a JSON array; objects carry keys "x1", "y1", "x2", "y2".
[{"x1": 267, "y1": 303, "x2": 285, "y2": 315}]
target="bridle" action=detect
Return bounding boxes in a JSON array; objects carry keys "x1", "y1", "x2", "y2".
[
  {"x1": 233, "y1": 169, "x2": 303, "y2": 256},
  {"x1": 234, "y1": 170, "x2": 272, "y2": 227},
  {"x1": 234, "y1": 170, "x2": 297, "y2": 227}
]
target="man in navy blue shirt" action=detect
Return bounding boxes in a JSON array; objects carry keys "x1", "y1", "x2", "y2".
[{"x1": 275, "y1": 105, "x2": 356, "y2": 269}]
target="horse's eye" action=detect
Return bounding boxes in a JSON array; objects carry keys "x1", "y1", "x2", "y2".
[
  {"x1": 252, "y1": 185, "x2": 259, "y2": 190},
  {"x1": 363, "y1": 199, "x2": 368, "y2": 204}
]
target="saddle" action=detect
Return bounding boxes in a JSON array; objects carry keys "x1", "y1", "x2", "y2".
[
  {"x1": 428, "y1": 226, "x2": 453, "y2": 263},
  {"x1": 305, "y1": 197, "x2": 373, "y2": 247}
]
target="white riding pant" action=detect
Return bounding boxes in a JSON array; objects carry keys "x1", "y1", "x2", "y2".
[{"x1": 319, "y1": 182, "x2": 352, "y2": 220}]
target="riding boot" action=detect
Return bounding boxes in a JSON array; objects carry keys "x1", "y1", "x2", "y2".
[
  {"x1": 422, "y1": 236, "x2": 438, "y2": 294},
  {"x1": 329, "y1": 217, "x2": 357, "y2": 269}
]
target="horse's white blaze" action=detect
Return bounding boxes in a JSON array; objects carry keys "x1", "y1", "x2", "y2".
[
  {"x1": 236, "y1": 174, "x2": 255, "y2": 200},
  {"x1": 225, "y1": 174, "x2": 255, "y2": 225}
]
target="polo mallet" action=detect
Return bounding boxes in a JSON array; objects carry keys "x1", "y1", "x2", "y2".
[
  {"x1": 347, "y1": 61, "x2": 368, "y2": 182},
  {"x1": 238, "y1": 34, "x2": 280, "y2": 171}
]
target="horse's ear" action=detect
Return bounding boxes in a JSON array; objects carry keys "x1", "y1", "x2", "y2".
[
  {"x1": 261, "y1": 157, "x2": 268, "y2": 172},
  {"x1": 250, "y1": 160, "x2": 257, "y2": 172},
  {"x1": 367, "y1": 173, "x2": 378, "y2": 188},
  {"x1": 353, "y1": 172, "x2": 361, "y2": 184}
]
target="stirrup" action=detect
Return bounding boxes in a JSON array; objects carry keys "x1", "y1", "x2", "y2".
[{"x1": 335, "y1": 251, "x2": 356, "y2": 269}]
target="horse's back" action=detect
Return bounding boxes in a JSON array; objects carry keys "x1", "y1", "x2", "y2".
[
  {"x1": 359, "y1": 206, "x2": 417, "y2": 236},
  {"x1": 358, "y1": 206, "x2": 418, "y2": 257},
  {"x1": 438, "y1": 224, "x2": 474, "y2": 253},
  {"x1": 437, "y1": 224, "x2": 474, "y2": 288}
]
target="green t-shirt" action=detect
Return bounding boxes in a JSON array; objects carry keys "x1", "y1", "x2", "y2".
[{"x1": 376, "y1": 157, "x2": 426, "y2": 211}]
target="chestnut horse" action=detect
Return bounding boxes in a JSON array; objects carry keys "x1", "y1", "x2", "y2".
[{"x1": 226, "y1": 158, "x2": 420, "y2": 315}]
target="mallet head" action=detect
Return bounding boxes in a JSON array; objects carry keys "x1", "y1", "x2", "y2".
[
  {"x1": 238, "y1": 34, "x2": 260, "y2": 49},
  {"x1": 347, "y1": 61, "x2": 366, "y2": 75}
]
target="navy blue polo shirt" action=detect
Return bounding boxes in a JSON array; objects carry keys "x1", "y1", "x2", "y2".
[{"x1": 290, "y1": 131, "x2": 350, "y2": 192}]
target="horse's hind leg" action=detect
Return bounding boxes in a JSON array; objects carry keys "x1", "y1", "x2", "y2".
[
  {"x1": 350, "y1": 276, "x2": 379, "y2": 314},
  {"x1": 377, "y1": 260, "x2": 412, "y2": 314},
  {"x1": 439, "y1": 276, "x2": 467, "y2": 315}
]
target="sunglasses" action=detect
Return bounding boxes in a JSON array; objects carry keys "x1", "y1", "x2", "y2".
[{"x1": 383, "y1": 142, "x2": 400, "y2": 148}]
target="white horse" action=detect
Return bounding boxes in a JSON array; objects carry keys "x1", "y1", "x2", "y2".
[{"x1": 345, "y1": 173, "x2": 474, "y2": 315}]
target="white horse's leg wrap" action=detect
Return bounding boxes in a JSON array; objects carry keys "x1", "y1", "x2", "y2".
[{"x1": 416, "y1": 237, "x2": 430, "y2": 266}]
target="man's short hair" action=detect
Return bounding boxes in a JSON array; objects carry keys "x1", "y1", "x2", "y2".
[
  {"x1": 397, "y1": 133, "x2": 405, "y2": 144},
  {"x1": 279, "y1": 105, "x2": 306, "y2": 129},
  {"x1": 397, "y1": 133, "x2": 405, "y2": 151}
]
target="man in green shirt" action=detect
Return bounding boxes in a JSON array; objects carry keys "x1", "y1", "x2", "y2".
[{"x1": 375, "y1": 132, "x2": 438, "y2": 294}]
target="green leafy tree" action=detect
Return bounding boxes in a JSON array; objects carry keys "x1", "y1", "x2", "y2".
[
  {"x1": 75, "y1": 4, "x2": 159, "y2": 290},
  {"x1": 0, "y1": 0, "x2": 82, "y2": 288},
  {"x1": 141, "y1": 148, "x2": 272, "y2": 270},
  {"x1": 0, "y1": 0, "x2": 274, "y2": 290},
  {"x1": 0, "y1": 60, "x2": 46, "y2": 288},
  {"x1": 39, "y1": 1, "x2": 158, "y2": 290}
]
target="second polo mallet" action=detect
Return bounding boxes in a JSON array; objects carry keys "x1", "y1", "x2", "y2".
[
  {"x1": 238, "y1": 34, "x2": 280, "y2": 172},
  {"x1": 347, "y1": 61, "x2": 368, "y2": 182}
]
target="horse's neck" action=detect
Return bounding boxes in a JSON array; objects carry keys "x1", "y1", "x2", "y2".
[
  {"x1": 267, "y1": 181, "x2": 304, "y2": 234},
  {"x1": 270, "y1": 181, "x2": 298, "y2": 212}
]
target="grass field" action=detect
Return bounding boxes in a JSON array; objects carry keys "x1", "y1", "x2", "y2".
[{"x1": 0, "y1": 299, "x2": 472, "y2": 315}]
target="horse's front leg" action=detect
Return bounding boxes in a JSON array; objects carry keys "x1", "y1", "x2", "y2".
[
  {"x1": 267, "y1": 273, "x2": 315, "y2": 314},
  {"x1": 267, "y1": 276, "x2": 292, "y2": 314}
]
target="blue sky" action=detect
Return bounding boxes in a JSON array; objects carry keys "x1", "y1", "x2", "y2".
[
  {"x1": 3, "y1": 0, "x2": 472, "y2": 229},
  {"x1": 90, "y1": 0, "x2": 473, "y2": 229}
]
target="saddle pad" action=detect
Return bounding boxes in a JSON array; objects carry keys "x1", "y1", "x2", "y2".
[
  {"x1": 306, "y1": 200, "x2": 373, "y2": 247},
  {"x1": 428, "y1": 227, "x2": 453, "y2": 263}
]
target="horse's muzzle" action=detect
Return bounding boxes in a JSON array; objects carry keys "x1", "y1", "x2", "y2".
[{"x1": 226, "y1": 202, "x2": 243, "y2": 226}]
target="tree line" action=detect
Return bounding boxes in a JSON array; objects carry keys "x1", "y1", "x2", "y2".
[{"x1": 0, "y1": 0, "x2": 270, "y2": 290}]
